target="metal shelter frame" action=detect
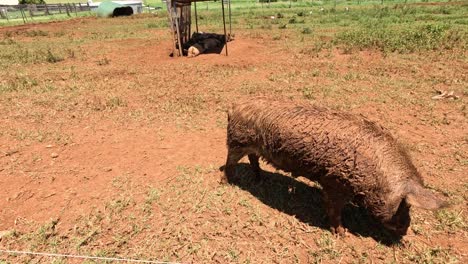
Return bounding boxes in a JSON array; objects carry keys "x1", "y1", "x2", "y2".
[{"x1": 166, "y1": 0, "x2": 232, "y2": 57}]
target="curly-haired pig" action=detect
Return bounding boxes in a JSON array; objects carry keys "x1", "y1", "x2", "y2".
[{"x1": 221, "y1": 98, "x2": 448, "y2": 236}]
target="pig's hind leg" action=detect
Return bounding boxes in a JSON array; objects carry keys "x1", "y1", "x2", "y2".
[{"x1": 321, "y1": 175, "x2": 350, "y2": 236}]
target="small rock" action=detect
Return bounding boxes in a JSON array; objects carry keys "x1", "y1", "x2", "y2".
[
  {"x1": 46, "y1": 145, "x2": 53, "y2": 148},
  {"x1": 103, "y1": 167, "x2": 112, "y2": 172},
  {"x1": 51, "y1": 153, "x2": 59, "y2": 158}
]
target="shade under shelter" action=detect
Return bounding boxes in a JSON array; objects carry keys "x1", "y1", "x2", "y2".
[{"x1": 166, "y1": 0, "x2": 232, "y2": 57}]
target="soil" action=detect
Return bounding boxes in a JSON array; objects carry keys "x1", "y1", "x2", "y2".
[{"x1": 0, "y1": 16, "x2": 467, "y2": 263}]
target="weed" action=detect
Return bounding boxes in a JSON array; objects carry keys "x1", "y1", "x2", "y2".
[
  {"x1": 435, "y1": 209, "x2": 466, "y2": 233},
  {"x1": 310, "y1": 232, "x2": 341, "y2": 260},
  {"x1": 25, "y1": 30, "x2": 49, "y2": 37},
  {"x1": 54, "y1": 31, "x2": 66, "y2": 37},
  {"x1": 46, "y1": 49, "x2": 64, "y2": 63},
  {"x1": 0, "y1": 75, "x2": 38, "y2": 93},
  {"x1": 227, "y1": 249, "x2": 239, "y2": 261},
  {"x1": 260, "y1": 23, "x2": 272, "y2": 30},
  {"x1": 66, "y1": 48, "x2": 75, "y2": 59},
  {"x1": 143, "y1": 187, "x2": 160, "y2": 213},
  {"x1": 147, "y1": 22, "x2": 159, "y2": 28},
  {"x1": 302, "y1": 86, "x2": 315, "y2": 100},
  {"x1": 0, "y1": 37, "x2": 15, "y2": 45},
  {"x1": 97, "y1": 57, "x2": 111, "y2": 66},
  {"x1": 301, "y1": 27, "x2": 312, "y2": 34},
  {"x1": 106, "y1": 196, "x2": 134, "y2": 214},
  {"x1": 105, "y1": 96, "x2": 127, "y2": 109},
  {"x1": 336, "y1": 23, "x2": 466, "y2": 53},
  {"x1": 403, "y1": 246, "x2": 458, "y2": 263}
]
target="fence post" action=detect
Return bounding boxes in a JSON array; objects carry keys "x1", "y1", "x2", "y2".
[
  {"x1": 20, "y1": 6, "x2": 27, "y2": 24},
  {"x1": 73, "y1": 3, "x2": 77, "y2": 16},
  {"x1": 45, "y1": 4, "x2": 50, "y2": 15},
  {"x1": 65, "y1": 4, "x2": 71, "y2": 16},
  {"x1": 28, "y1": 4, "x2": 34, "y2": 17},
  {"x1": 1, "y1": 7, "x2": 10, "y2": 22}
]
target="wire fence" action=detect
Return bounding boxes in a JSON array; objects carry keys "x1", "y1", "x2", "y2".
[
  {"x1": 0, "y1": 0, "x2": 447, "y2": 25},
  {"x1": 0, "y1": 249, "x2": 183, "y2": 264},
  {"x1": 0, "y1": 3, "x2": 92, "y2": 23}
]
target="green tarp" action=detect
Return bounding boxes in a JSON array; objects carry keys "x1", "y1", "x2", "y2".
[{"x1": 96, "y1": 1, "x2": 134, "y2": 18}]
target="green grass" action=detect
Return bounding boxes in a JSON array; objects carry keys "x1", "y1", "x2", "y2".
[
  {"x1": 0, "y1": 12, "x2": 92, "y2": 26},
  {"x1": 336, "y1": 23, "x2": 467, "y2": 53}
]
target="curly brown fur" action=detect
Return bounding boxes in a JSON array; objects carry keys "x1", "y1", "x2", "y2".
[{"x1": 222, "y1": 98, "x2": 447, "y2": 236}]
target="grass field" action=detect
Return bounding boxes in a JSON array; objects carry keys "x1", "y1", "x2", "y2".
[{"x1": 0, "y1": 0, "x2": 467, "y2": 263}]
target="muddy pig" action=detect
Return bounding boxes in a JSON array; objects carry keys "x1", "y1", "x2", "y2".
[{"x1": 221, "y1": 98, "x2": 448, "y2": 236}]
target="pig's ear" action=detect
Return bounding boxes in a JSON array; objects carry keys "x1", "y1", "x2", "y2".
[{"x1": 406, "y1": 183, "x2": 448, "y2": 210}]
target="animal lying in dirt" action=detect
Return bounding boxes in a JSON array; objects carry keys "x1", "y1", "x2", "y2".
[
  {"x1": 221, "y1": 98, "x2": 448, "y2": 236},
  {"x1": 184, "y1": 32, "x2": 226, "y2": 58},
  {"x1": 187, "y1": 38, "x2": 222, "y2": 57}
]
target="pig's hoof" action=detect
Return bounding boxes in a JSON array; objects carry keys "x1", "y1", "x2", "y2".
[
  {"x1": 219, "y1": 173, "x2": 229, "y2": 184},
  {"x1": 331, "y1": 226, "x2": 348, "y2": 237}
]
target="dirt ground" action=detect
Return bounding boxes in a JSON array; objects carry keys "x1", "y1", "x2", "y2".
[{"x1": 0, "y1": 16, "x2": 467, "y2": 263}]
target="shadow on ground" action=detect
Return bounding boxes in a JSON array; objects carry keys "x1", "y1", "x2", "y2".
[{"x1": 226, "y1": 163, "x2": 403, "y2": 245}]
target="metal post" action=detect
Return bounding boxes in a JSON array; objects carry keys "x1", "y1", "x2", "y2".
[
  {"x1": 65, "y1": 4, "x2": 70, "y2": 16},
  {"x1": 20, "y1": 7, "x2": 27, "y2": 24},
  {"x1": 173, "y1": 1, "x2": 183, "y2": 56},
  {"x1": 228, "y1": 0, "x2": 232, "y2": 36},
  {"x1": 221, "y1": 0, "x2": 228, "y2": 56},
  {"x1": 3, "y1": 7, "x2": 10, "y2": 22},
  {"x1": 28, "y1": 5, "x2": 34, "y2": 18},
  {"x1": 166, "y1": 1, "x2": 178, "y2": 57},
  {"x1": 194, "y1": 1, "x2": 198, "y2": 33}
]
